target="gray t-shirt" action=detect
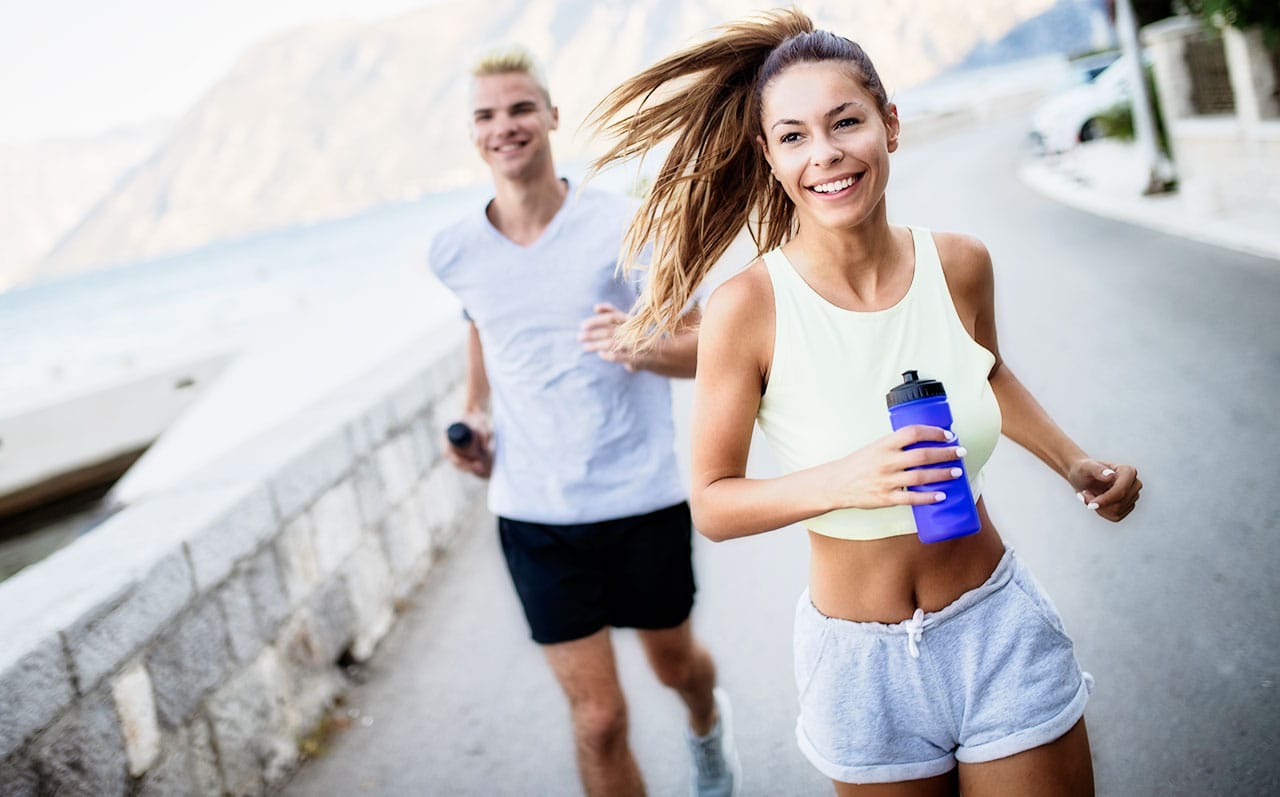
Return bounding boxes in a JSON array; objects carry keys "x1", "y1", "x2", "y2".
[{"x1": 427, "y1": 180, "x2": 685, "y2": 524}]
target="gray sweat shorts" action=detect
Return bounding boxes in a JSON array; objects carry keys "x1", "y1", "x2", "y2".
[{"x1": 793, "y1": 547, "x2": 1094, "y2": 784}]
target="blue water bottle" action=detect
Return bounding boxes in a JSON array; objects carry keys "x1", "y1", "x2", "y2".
[{"x1": 885, "y1": 370, "x2": 981, "y2": 543}]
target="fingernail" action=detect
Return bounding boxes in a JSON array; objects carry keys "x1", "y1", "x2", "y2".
[
  {"x1": 934, "y1": 492, "x2": 946, "y2": 502},
  {"x1": 1087, "y1": 502, "x2": 1099, "y2": 510},
  {"x1": 955, "y1": 447, "x2": 967, "y2": 458},
  {"x1": 949, "y1": 467, "x2": 963, "y2": 478},
  {"x1": 1102, "y1": 468, "x2": 1115, "y2": 477},
  {"x1": 1076, "y1": 492, "x2": 1085, "y2": 503},
  {"x1": 943, "y1": 430, "x2": 956, "y2": 441}
]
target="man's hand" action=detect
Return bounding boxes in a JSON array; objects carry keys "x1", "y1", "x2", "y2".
[
  {"x1": 443, "y1": 410, "x2": 494, "y2": 479},
  {"x1": 578, "y1": 302, "x2": 638, "y2": 371}
]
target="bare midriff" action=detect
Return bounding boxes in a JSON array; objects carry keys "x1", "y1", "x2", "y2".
[{"x1": 807, "y1": 499, "x2": 1007, "y2": 623}]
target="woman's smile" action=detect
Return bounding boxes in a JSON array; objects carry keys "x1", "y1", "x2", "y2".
[{"x1": 806, "y1": 173, "x2": 863, "y2": 197}]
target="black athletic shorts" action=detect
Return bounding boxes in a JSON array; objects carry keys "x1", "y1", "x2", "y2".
[{"x1": 497, "y1": 501, "x2": 696, "y2": 645}]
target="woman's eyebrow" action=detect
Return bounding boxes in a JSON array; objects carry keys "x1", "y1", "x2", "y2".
[{"x1": 768, "y1": 99, "x2": 866, "y2": 130}]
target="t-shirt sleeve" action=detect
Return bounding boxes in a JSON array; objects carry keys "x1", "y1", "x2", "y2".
[
  {"x1": 625, "y1": 242, "x2": 653, "y2": 300},
  {"x1": 425, "y1": 230, "x2": 448, "y2": 277},
  {"x1": 611, "y1": 194, "x2": 652, "y2": 301},
  {"x1": 624, "y1": 245, "x2": 700, "y2": 317},
  {"x1": 426, "y1": 227, "x2": 472, "y2": 321},
  {"x1": 614, "y1": 196, "x2": 695, "y2": 315}
]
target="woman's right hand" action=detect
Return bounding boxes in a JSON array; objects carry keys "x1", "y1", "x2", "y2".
[{"x1": 825, "y1": 425, "x2": 966, "y2": 510}]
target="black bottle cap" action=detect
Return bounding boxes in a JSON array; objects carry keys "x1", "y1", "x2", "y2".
[
  {"x1": 446, "y1": 422, "x2": 473, "y2": 448},
  {"x1": 886, "y1": 370, "x2": 947, "y2": 408}
]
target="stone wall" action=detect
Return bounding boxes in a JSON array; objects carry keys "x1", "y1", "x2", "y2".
[
  {"x1": 1164, "y1": 117, "x2": 1280, "y2": 211},
  {"x1": 0, "y1": 323, "x2": 485, "y2": 795},
  {"x1": 1145, "y1": 17, "x2": 1280, "y2": 212}
]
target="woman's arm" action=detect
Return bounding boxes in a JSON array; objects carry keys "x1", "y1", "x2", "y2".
[
  {"x1": 938, "y1": 232, "x2": 1142, "y2": 522},
  {"x1": 690, "y1": 264, "x2": 963, "y2": 541}
]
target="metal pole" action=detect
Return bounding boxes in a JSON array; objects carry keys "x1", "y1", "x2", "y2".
[{"x1": 1114, "y1": 0, "x2": 1172, "y2": 193}]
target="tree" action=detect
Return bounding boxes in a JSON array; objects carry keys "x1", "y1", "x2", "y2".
[
  {"x1": 1185, "y1": 0, "x2": 1280, "y2": 45},
  {"x1": 1127, "y1": 1, "x2": 1179, "y2": 27}
]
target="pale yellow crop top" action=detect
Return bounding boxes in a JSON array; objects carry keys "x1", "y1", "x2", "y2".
[{"x1": 756, "y1": 226, "x2": 1002, "y2": 540}]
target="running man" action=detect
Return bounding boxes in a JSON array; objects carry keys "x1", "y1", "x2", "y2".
[{"x1": 428, "y1": 45, "x2": 738, "y2": 797}]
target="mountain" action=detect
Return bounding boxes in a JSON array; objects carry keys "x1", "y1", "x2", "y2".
[
  {"x1": 0, "y1": 121, "x2": 168, "y2": 289},
  {"x1": 28, "y1": 0, "x2": 1089, "y2": 283},
  {"x1": 960, "y1": 0, "x2": 1115, "y2": 68}
]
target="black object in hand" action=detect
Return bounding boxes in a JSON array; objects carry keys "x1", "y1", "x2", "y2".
[{"x1": 446, "y1": 422, "x2": 473, "y2": 449}]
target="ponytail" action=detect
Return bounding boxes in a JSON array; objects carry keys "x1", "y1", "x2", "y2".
[
  {"x1": 589, "y1": 9, "x2": 890, "y2": 349},
  {"x1": 587, "y1": 8, "x2": 814, "y2": 349}
]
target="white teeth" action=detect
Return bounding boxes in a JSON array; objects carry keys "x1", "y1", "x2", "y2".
[{"x1": 811, "y1": 177, "x2": 854, "y2": 194}]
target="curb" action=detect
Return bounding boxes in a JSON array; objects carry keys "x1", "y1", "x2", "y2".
[{"x1": 1018, "y1": 159, "x2": 1280, "y2": 263}]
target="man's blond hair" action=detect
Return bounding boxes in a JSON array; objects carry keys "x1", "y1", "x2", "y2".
[{"x1": 471, "y1": 44, "x2": 553, "y2": 106}]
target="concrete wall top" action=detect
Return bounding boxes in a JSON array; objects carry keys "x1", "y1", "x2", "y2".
[{"x1": 0, "y1": 319, "x2": 469, "y2": 774}]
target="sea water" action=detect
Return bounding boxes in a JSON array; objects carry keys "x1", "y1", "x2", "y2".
[
  {"x1": 0, "y1": 165, "x2": 649, "y2": 574},
  {"x1": 0, "y1": 179, "x2": 501, "y2": 575},
  {"x1": 0, "y1": 181, "x2": 502, "y2": 416}
]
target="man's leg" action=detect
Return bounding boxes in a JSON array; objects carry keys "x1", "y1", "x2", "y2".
[
  {"x1": 639, "y1": 620, "x2": 739, "y2": 796},
  {"x1": 543, "y1": 628, "x2": 645, "y2": 797},
  {"x1": 636, "y1": 620, "x2": 717, "y2": 735}
]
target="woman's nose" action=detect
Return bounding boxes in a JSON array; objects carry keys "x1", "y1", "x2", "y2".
[{"x1": 811, "y1": 138, "x2": 841, "y2": 167}]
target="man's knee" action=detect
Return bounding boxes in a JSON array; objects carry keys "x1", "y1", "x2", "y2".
[
  {"x1": 648, "y1": 638, "x2": 708, "y2": 690},
  {"x1": 650, "y1": 650, "x2": 694, "y2": 689},
  {"x1": 571, "y1": 698, "x2": 629, "y2": 754}
]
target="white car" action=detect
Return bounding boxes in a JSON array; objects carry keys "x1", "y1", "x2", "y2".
[{"x1": 1030, "y1": 53, "x2": 1134, "y2": 154}]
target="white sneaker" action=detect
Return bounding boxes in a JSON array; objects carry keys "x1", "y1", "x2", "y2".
[{"x1": 685, "y1": 687, "x2": 741, "y2": 797}]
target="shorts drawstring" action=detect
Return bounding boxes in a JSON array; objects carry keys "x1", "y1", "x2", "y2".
[{"x1": 905, "y1": 608, "x2": 926, "y2": 658}]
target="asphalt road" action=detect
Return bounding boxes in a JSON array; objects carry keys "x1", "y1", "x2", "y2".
[{"x1": 284, "y1": 116, "x2": 1280, "y2": 796}]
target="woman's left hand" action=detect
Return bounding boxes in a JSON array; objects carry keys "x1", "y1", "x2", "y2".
[{"x1": 1067, "y1": 459, "x2": 1142, "y2": 522}]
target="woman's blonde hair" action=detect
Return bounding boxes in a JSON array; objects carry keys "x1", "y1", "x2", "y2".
[{"x1": 587, "y1": 8, "x2": 889, "y2": 349}]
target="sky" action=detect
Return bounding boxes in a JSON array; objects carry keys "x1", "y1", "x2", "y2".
[{"x1": 0, "y1": 0, "x2": 441, "y2": 145}]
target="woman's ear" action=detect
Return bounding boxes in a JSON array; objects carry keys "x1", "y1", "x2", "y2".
[
  {"x1": 756, "y1": 134, "x2": 777, "y2": 179},
  {"x1": 885, "y1": 103, "x2": 900, "y2": 153}
]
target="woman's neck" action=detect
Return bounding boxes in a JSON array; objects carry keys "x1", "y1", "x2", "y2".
[
  {"x1": 794, "y1": 219, "x2": 897, "y2": 275},
  {"x1": 782, "y1": 208, "x2": 911, "y2": 310}
]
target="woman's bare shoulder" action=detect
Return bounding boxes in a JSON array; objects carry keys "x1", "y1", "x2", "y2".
[
  {"x1": 931, "y1": 230, "x2": 994, "y2": 295},
  {"x1": 705, "y1": 258, "x2": 773, "y2": 321},
  {"x1": 701, "y1": 258, "x2": 775, "y2": 366}
]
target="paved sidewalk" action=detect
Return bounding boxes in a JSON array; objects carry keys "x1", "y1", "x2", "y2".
[
  {"x1": 280, "y1": 113, "x2": 1280, "y2": 797},
  {"x1": 1019, "y1": 138, "x2": 1280, "y2": 263}
]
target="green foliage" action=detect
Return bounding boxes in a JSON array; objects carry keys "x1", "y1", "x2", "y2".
[
  {"x1": 1185, "y1": 0, "x2": 1280, "y2": 45},
  {"x1": 1132, "y1": 1, "x2": 1178, "y2": 27},
  {"x1": 1090, "y1": 65, "x2": 1173, "y2": 156},
  {"x1": 1142, "y1": 63, "x2": 1174, "y2": 155},
  {"x1": 1095, "y1": 103, "x2": 1136, "y2": 139}
]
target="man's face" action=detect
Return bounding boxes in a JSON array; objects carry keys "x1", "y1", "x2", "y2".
[{"x1": 470, "y1": 72, "x2": 559, "y2": 181}]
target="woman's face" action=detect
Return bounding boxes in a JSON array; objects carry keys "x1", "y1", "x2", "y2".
[{"x1": 758, "y1": 60, "x2": 899, "y2": 232}]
